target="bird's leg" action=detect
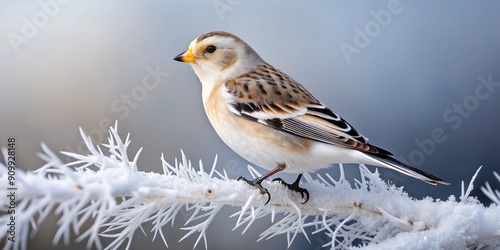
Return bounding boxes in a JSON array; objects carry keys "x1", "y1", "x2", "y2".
[
  {"x1": 237, "y1": 163, "x2": 286, "y2": 205},
  {"x1": 273, "y1": 174, "x2": 310, "y2": 204}
]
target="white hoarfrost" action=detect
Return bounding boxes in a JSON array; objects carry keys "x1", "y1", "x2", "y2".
[{"x1": 0, "y1": 123, "x2": 499, "y2": 250}]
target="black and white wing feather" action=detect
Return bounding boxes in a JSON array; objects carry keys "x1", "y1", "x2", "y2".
[
  {"x1": 223, "y1": 64, "x2": 448, "y2": 185},
  {"x1": 224, "y1": 64, "x2": 392, "y2": 156}
]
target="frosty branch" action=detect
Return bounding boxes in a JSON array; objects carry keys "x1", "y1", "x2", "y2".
[{"x1": 0, "y1": 123, "x2": 499, "y2": 250}]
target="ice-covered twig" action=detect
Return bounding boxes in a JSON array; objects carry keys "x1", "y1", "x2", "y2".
[{"x1": 0, "y1": 123, "x2": 499, "y2": 250}]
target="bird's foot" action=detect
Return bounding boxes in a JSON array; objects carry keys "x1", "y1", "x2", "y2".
[
  {"x1": 237, "y1": 176, "x2": 271, "y2": 205},
  {"x1": 272, "y1": 177, "x2": 309, "y2": 204}
]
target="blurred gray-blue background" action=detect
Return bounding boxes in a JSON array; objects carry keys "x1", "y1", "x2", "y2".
[{"x1": 1, "y1": 1, "x2": 499, "y2": 249}]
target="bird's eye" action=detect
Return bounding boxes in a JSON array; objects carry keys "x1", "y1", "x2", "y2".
[{"x1": 205, "y1": 45, "x2": 216, "y2": 53}]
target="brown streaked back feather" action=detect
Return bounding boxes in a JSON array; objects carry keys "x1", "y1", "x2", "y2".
[{"x1": 224, "y1": 64, "x2": 392, "y2": 156}]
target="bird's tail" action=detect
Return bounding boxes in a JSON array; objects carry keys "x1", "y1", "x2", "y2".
[{"x1": 367, "y1": 153, "x2": 450, "y2": 185}]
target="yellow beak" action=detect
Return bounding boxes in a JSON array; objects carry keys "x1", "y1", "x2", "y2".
[{"x1": 173, "y1": 48, "x2": 196, "y2": 63}]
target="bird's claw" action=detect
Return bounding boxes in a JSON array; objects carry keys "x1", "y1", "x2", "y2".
[
  {"x1": 272, "y1": 177, "x2": 310, "y2": 204},
  {"x1": 237, "y1": 176, "x2": 271, "y2": 205}
]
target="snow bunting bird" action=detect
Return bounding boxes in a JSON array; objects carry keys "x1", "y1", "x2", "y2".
[{"x1": 174, "y1": 31, "x2": 449, "y2": 204}]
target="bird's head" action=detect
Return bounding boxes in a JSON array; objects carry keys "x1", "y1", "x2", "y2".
[{"x1": 174, "y1": 31, "x2": 265, "y2": 85}]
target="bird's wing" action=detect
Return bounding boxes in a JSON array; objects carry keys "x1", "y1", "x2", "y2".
[{"x1": 223, "y1": 64, "x2": 392, "y2": 156}]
